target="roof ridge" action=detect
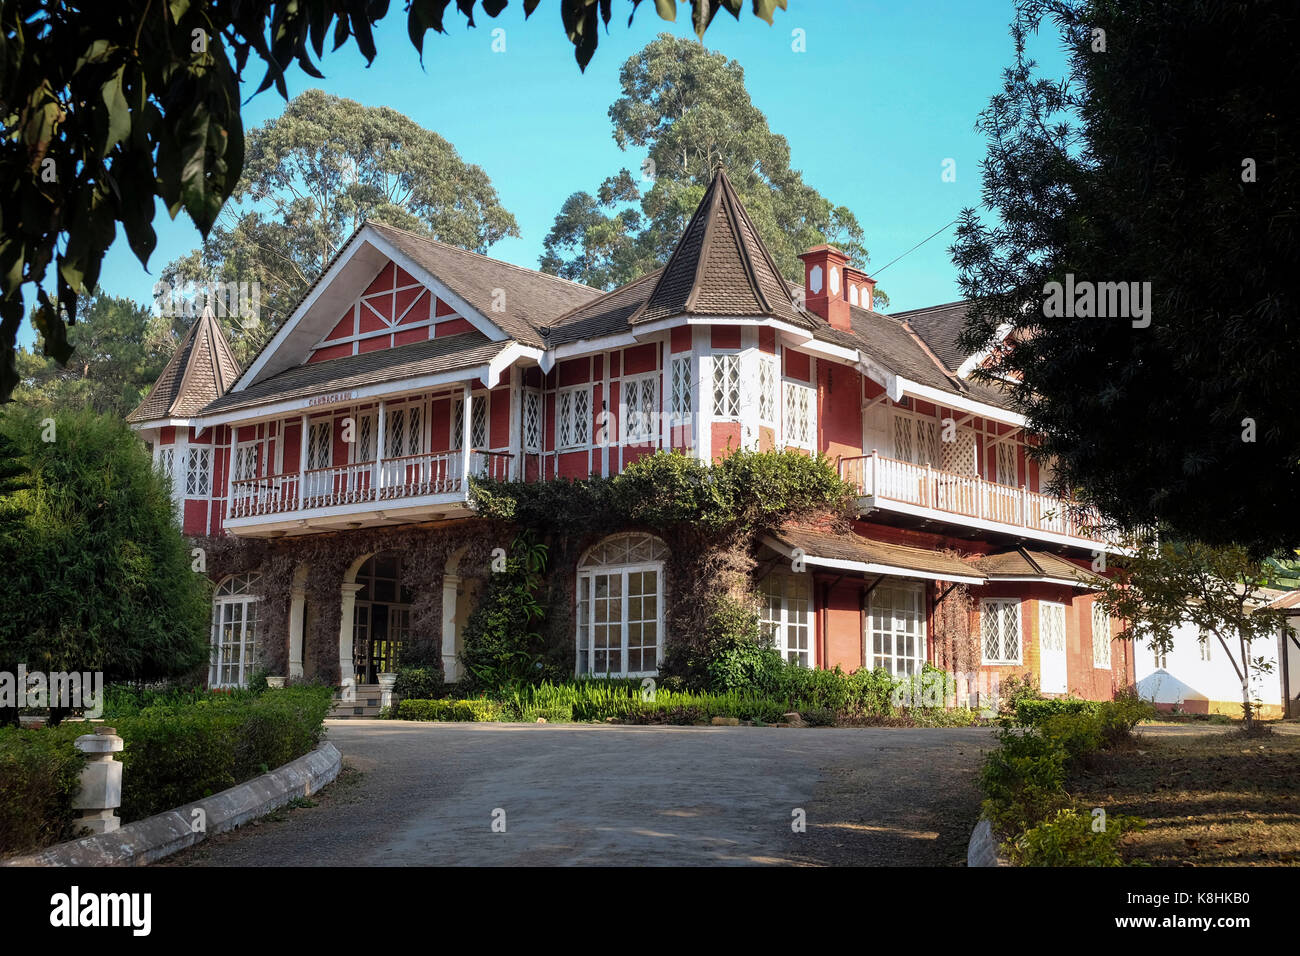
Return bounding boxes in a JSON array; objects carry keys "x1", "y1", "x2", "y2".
[
  {"x1": 364, "y1": 220, "x2": 601, "y2": 295},
  {"x1": 545, "y1": 266, "x2": 665, "y2": 330},
  {"x1": 889, "y1": 300, "x2": 968, "y2": 318},
  {"x1": 897, "y1": 316, "x2": 968, "y2": 392}
]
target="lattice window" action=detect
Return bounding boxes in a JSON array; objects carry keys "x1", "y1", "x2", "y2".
[
  {"x1": 784, "y1": 380, "x2": 814, "y2": 448},
  {"x1": 623, "y1": 374, "x2": 658, "y2": 443},
  {"x1": 523, "y1": 390, "x2": 541, "y2": 452},
  {"x1": 893, "y1": 414, "x2": 913, "y2": 462},
  {"x1": 916, "y1": 418, "x2": 940, "y2": 466},
  {"x1": 557, "y1": 386, "x2": 590, "y2": 449},
  {"x1": 184, "y1": 446, "x2": 212, "y2": 496},
  {"x1": 996, "y1": 441, "x2": 1019, "y2": 486},
  {"x1": 941, "y1": 429, "x2": 977, "y2": 476},
  {"x1": 671, "y1": 356, "x2": 692, "y2": 423},
  {"x1": 355, "y1": 413, "x2": 373, "y2": 461},
  {"x1": 234, "y1": 444, "x2": 259, "y2": 481},
  {"x1": 579, "y1": 533, "x2": 669, "y2": 568},
  {"x1": 387, "y1": 405, "x2": 425, "y2": 457},
  {"x1": 981, "y1": 599, "x2": 1021, "y2": 664},
  {"x1": 307, "y1": 421, "x2": 331, "y2": 469},
  {"x1": 158, "y1": 447, "x2": 176, "y2": 484},
  {"x1": 1092, "y1": 602, "x2": 1112, "y2": 669},
  {"x1": 758, "y1": 355, "x2": 777, "y2": 424},
  {"x1": 712, "y1": 353, "x2": 740, "y2": 418}
]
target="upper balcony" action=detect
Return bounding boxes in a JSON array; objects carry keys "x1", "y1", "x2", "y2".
[
  {"x1": 838, "y1": 451, "x2": 1118, "y2": 552},
  {"x1": 225, "y1": 449, "x2": 516, "y2": 537}
]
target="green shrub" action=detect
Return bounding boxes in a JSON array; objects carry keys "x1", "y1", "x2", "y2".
[
  {"x1": 798, "y1": 706, "x2": 836, "y2": 727},
  {"x1": 1010, "y1": 807, "x2": 1144, "y2": 867},
  {"x1": 998, "y1": 673, "x2": 1042, "y2": 715},
  {"x1": 1094, "y1": 692, "x2": 1156, "y2": 745},
  {"x1": 1038, "y1": 712, "x2": 1104, "y2": 759},
  {"x1": 0, "y1": 723, "x2": 86, "y2": 856},
  {"x1": 394, "y1": 699, "x2": 506, "y2": 722},
  {"x1": 1013, "y1": 697, "x2": 1097, "y2": 726},
  {"x1": 979, "y1": 728, "x2": 1071, "y2": 836},
  {"x1": 114, "y1": 685, "x2": 332, "y2": 822},
  {"x1": 459, "y1": 534, "x2": 553, "y2": 691},
  {"x1": 393, "y1": 665, "x2": 444, "y2": 702},
  {"x1": 521, "y1": 703, "x2": 574, "y2": 722}
]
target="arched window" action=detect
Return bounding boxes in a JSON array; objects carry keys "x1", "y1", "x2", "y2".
[
  {"x1": 211, "y1": 573, "x2": 262, "y2": 687},
  {"x1": 576, "y1": 534, "x2": 668, "y2": 677}
]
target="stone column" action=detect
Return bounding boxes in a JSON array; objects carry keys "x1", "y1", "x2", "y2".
[
  {"x1": 287, "y1": 583, "x2": 306, "y2": 679},
  {"x1": 441, "y1": 573, "x2": 462, "y2": 682},
  {"x1": 338, "y1": 582, "x2": 363, "y2": 699},
  {"x1": 73, "y1": 727, "x2": 124, "y2": 835}
]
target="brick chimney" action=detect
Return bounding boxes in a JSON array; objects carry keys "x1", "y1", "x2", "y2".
[
  {"x1": 843, "y1": 266, "x2": 876, "y2": 313},
  {"x1": 797, "y1": 245, "x2": 851, "y2": 331}
]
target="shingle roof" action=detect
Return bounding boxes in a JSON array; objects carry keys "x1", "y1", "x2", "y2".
[
  {"x1": 365, "y1": 221, "x2": 601, "y2": 348},
  {"x1": 631, "y1": 165, "x2": 814, "y2": 329},
  {"x1": 769, "y1": 526, "x2": 986, "y2": 582},
  {"x1": 972, "y1": 548, "x2": 1104, "y2": 587},
  {"x1": 128, "y1": 307, "x2": 241, "y2": 424},
  {"x1": 545, "y1": 269, "x2": 664, "y2": 345},
  {"x1": 889, "y1": 301, "x2": 970, "y2": 373},
  {"x1": 202, "y1": 332, "x2": 508, "y2": 416},
  {"x1": 1265, "y1": 590, "x2": 1300, "y2": 612}
]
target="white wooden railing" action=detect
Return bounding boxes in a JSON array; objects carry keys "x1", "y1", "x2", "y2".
[
  {"x1": 229, "y1": 449, "x2": 514, "y2": 520},
  {"x1": 839, "y1": 450, "x2": 1104, "y2": 543}
]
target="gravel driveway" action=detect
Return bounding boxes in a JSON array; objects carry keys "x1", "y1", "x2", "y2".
[{"x1": 165, "y1": 721, "x2": 993, "y2": 867}]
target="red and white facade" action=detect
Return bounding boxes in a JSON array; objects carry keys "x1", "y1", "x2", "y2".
[{"x1": 129, "y1": 168, "x2": 1135, "y2": 700}]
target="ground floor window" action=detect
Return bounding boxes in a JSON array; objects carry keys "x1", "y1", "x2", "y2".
[
  {"x1": 1091, "y1": 601, "x2": 1112, "y2": 669},
  {"x1": 760, "y1": 573, "x2": 812, "y2": 667},
  {"x1": 576, "y1": 534, "x2": 668, "y2": 677},
  {"x1": 210, "y1": 573, "x2": 261, "y2": 687},
  {"x1": 867, "y1": 583, "x2": 927, "y2": 676},
  {"x1": 981, "y1": 598, "x2": 1022, "y2": 665}
]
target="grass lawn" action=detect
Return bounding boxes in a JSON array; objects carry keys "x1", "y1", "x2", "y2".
[{"x1": 1068, "y1": 733, "x2": 1300, "y2": 865}]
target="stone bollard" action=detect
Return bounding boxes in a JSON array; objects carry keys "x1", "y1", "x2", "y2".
[
  {"x1": 266, "y1": 676, "x2": 286, "y2": 689},
  {"x1": 378, "y1": 673, "x2": 398, "y2": 710},
  {"x1": 72, "y1": 726, "x2": 124, "y2": 835}
]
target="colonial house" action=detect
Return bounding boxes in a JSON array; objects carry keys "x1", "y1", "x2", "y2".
[
  {"x1": 1134, "y1": 589, "x2": 1300, "y2": 719},
  {"x1": 127, "y1": 166, "x2": 1136, "y2": 710}
]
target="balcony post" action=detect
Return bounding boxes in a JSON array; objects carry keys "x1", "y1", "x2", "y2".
[
  {"x1": 869, "y1": 448, "x2": 878, "y2": 498},
  {"x1": 924, "y1": 463, "x2": 933, "y2": 508},
  {"x1": 376, "y1": 400, "x2": 387, "y2": 497},
  {"x1": 298, "y1": 413, "x2": 309, "y2": 508},
  {"x1": 226, "y1": 431, "x2": 238, "y2": 518},
  {"x1": 1020, "y1": 484, "x2": 1028, "y2": 527},
  {"x1": 461, "y1": 383, "x2": 473, "y2": 491}
]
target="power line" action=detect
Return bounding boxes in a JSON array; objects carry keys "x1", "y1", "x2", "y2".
[{"x1": 871, "y1": 217, "x2": 960, "y2": 277}]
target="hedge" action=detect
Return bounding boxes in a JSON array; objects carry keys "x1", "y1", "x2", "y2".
[
  {"x1": 395, "y1": 699, "x2": 506, "y2": 722},
  {"x1": 113, "y1": 685, "x2": 334, "y2": 821},
  {"x1": 0, "y1": 723, "x2": 87, "y2": 857},
  {"x1": 1013, "y1": 697, "x2": 1098, "y2": 726}
]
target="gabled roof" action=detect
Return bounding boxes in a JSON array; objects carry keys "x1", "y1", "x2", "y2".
[
  {"x1": 630, "y1": 165, "x2": 813, "y2": 329},
  {"x1": 128, "y1": 307, "x2": 240, "y2": 424},
  {"x1": 972, "y1": 548, "x2": 1104, "y2": 588},
  {"x1": 889, "y1": 301, "x2": 970, "y2": 374},
  {"x1": 202, "y1": 331, "x2": 508, "y2": 417},
  {"x1": 364, "y1": 221, "x2": 601, "y2": 349},
  {"x1": 544, "y1": 268, "x2": 664, "y2": 346}
]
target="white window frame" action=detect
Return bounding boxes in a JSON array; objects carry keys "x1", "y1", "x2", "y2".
[
  {"x1": 522, "y1": 389, "x2": 542, "y2": 453},
  {"x1": 892, "y1": 407, "x2": 941, "y2": 466},
  {"x1": 184, "y1": 445, "x2": 212, "y2": 497},
  {"x1": 557, "y1": 384, "x2": 592, "y2": 451},
  {"x1": 760, "y1": 573, "x2": 812, "y2": 667},
  {"x1": 712, "y1": 352, "x2": 741, "y2": 420},
  {"x1": 783, "y1": 378, "x2": 815, "y2": 449},
  {"x1": 622, "y1": 372, "x2": 658, "y2": 444},
  {"x1": 234, "y1": 443, "x2": 260, "y2": 482},
  {"x1": 670, "y1": 355, "x2": 693, "y2": 425},
  {"x1": 576, "y1": 563, "x2": 664, "y2": 678},
  {"x1": 1091, "y1": 601, "x2": 1112, "y2": 669},
  {"x1": 995, "y1": 440, "x2": 1019, "y2": 486},
  {"x1": 981, "y1": 598, "x2": 1023, "y2": 665},
  {"x1": 757, "y1": 354, "x2": 778, "y2": 427},
  {"x1": 210, "y1": 573, "x2": 261, "y2": 688},
  {"x1": 866, "y1": 583, "x2": 927, "y2": 676}
]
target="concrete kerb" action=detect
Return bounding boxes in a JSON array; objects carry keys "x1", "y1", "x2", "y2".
[
  {"x1": 966, "y1": 818, "x2": 1010, "y2": 867},
  {"x1": 4, "y1": 741, "x2": 341, "y2": 867}
]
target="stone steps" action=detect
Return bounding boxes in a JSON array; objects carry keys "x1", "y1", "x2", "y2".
[{"x1": 329, "y1": 684, "x2": 384, "y2": 719}]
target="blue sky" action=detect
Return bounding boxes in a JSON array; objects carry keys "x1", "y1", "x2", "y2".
[{"x1": 64, "y1": 0, "x2": 1067, "y2": 347}]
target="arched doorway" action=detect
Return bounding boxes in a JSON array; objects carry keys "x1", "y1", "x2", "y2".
[
  {"x1": 351, "y1": 552, "x2": 414, "y2": 684},
  {"x1": 441, "y1": 545, "x2": 483, "y2": 683}
]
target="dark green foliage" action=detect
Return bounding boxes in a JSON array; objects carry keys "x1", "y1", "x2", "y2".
[
  {"x1": 112, "y1": 685, "x2": 332, "y2": 822},
  {"x1": 0, "y1": 723, "x2": 86, "y2": 856},
  {"x1": 0, "y1": 408, "x2": 210, "y2": 703},
  {"x1": 952, "y1": 0, "x2": 1300, "y2": 553},
  {"x1": 0, "y1": 0, "x2": 784, "y2": 401},
  {"x1": 392, "y1": 666, "x2": 444, "y2": 702},
  {"x1": 458, "y1": 534, "x2": 553, "y2": 691},
  {"x1": 980, "y1": 727, "x2": 1073, "y2": 836}
]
